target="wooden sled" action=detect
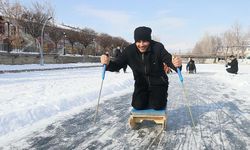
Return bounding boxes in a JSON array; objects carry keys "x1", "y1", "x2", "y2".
[{"x1": 129, "y1": 108, "x2": 167, "y2": 129}]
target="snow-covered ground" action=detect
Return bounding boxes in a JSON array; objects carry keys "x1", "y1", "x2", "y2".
[
  {"x1": 0, "y1": 62, "x2": 250, "y2": 149},
  {"x1": 0, "y1": 63, "x2": 100, "y2": 71}
]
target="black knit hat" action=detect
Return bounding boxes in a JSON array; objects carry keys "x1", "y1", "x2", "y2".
[{"x1": 134, "y1": 26, "x2": 152, "y2": 42}]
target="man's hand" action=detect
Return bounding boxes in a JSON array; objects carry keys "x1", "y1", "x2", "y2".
[
  {"x1": 100, "y1": 53, "x2": 110, "y2": 65},
  {"x1": 172, "y1": 56, "x2": 182, "y2": 67}
]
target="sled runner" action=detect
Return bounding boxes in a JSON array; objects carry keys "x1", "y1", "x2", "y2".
[{"x1": 129, "y1": 108, "x2": 167, "y2": 129}]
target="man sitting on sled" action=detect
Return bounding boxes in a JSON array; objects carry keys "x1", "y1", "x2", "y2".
[{"x1": 100, "y1": 26, "x2": 182, "y2": 110}]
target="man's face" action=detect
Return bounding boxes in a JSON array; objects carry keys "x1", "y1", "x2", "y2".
[{"x1": 135, "y1": 40, "x2": 150, "y2": 53}]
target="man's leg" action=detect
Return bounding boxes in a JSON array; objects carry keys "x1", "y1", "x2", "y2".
[
  {"x1": 189, "y1": 69, "x2": 194, "y2": 74},
  {"x1": 123, "y1": 65, "x2": 127, "y2": 73},
  {"x1": 148, "y1": 85, "x2": 168, "y2": 110},
  {"x1": 226, "y1": 68, "x2": 237, "y2": 74},
  {"x1": 132, "y1": 84, "x2": 149, "y2": 110}
]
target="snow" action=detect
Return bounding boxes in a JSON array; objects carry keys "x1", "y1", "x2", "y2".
[
  {"x1": 0, "y1": 62, "x2": 250, "y2": 149},
  {"x1": 0, "y1": 62, "x2": 99, "y2": 71},
  {"x1": 0, "y1": 64, "x2": 134, "y2": 145}
]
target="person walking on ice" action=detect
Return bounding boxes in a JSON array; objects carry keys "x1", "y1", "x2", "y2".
[{"x1": 186, "y1": 57, "x2": 196, "y2": 73}]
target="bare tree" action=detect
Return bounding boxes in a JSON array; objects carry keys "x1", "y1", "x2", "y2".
[
  {"x1": 192, "y1": 33, "x2": 222, "y2": 57},
  {"x1": 78, "y1": 28, "x2": 96, "y2": 55},
  {"x1": 192, "y1": 40, "x2": 202, "y2": 55},
  {"x1": 239, "y1": 29, "x2": 250, "y2": 59},
  {"x1": 0, "y1": 0, "x2": 25, "y2": 20},
  {"x1": 0, "y1": 0, "x2": 26, "y2": 51},
  {"x1": 96, "y1": 33, "x2": 113, "y2": 54},
  {"x1": 19, "y1": 1, "x2": 54, "y2": 38},
  {"x1": 112, "y1": 37, "x2": 124, "y2": 48},
  {"x1": 48, "y1": 25, "x2": 63, "y2": 50},
  {"x1": 221, "y1": 23, "x2": 246, "y2": 58},
  {"x1": 231, "y1": 23, "x2": 242, "y2": 57},
  {"x1": 211, "y1": 36, "x2": 222, "y2": 55},
  {"x1": 65, "y1": 29, "x2": 79, "y2": 54},
  {"x1": 222, "y1": 30, "x2": 234, "y2": 58}
]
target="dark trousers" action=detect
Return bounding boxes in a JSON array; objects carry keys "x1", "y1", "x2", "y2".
[
  {"x1": 132, "y1": 84, "x2": 168, "y2": 110},
  {"x1": 188, "y1": 69, "x2": 195, "y2": 74},
  {"x1": 123, "y1": 65, "x2": 127, "y2": 72},
  {"x1": 226, "y1": 68, "x2": 237, "y2": 74}
]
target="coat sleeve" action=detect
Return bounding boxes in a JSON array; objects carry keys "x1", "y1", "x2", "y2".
[
  {"x1": 106, "y1": 48, "x2": 128, "y2": 72},
  {"x1": 160, "y1": 44, "x2": 181, "y2": 72}
]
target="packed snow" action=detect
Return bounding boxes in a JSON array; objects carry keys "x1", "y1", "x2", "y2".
[
  {"x1": 0, "y1": 63, "x2": 100, "y2": 71},
  {"x1": 0, "y1": 61, "x2": 249, "y2": 149}
]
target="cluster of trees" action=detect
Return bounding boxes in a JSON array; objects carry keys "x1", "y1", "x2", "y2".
[
  {"x1": 0, "y1": 0, "x2": 129, "y2": 56},
  {"x1": 193, "y1": 23, "x2": 250, "y2": 58}
]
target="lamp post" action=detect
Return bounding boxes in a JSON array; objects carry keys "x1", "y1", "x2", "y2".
[
  {"x1": 93, "y1": 38, "x2": 97, "y2": 56},
  {"x1": 5, "y1": 21, "x2": 10, "y2": 53},
  {"x1": 40, "y1": 16, "x2": 52, "y2": 66},
  {"x1": 63, "y1": 32, "x2": 66, "y2": 55},
  {"x1": 7, "y1": 21, "x2": 10, "y2": 38}
]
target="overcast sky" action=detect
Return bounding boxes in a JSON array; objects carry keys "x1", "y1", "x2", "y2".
[{"x1": 12, "y1": 0, "x2": 250, "y2": 52}]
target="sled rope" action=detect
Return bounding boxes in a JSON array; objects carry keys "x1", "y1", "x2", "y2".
[
  {"x1": 177, "y1": 68, "x2": 198, "y2": 148},
  {"x1": 177, "y1": 68, "x2": 196, "y2": 128},
  {"x1": 181, "y1": 83, "x2": 199, "y2": 148},
  {"x1": 181, "y1": 83, "x2": 196, "y2": 128}
]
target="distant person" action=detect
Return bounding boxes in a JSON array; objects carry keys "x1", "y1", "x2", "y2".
[
  {"x1": 114, "y1": 46, "x2": 127, "y2": 73},
  {"x1": 186, "y1": 57, "x2": 196, "y2": 73},
  {"x1": 114, "y1": 46, "x2": 122, "y2": 58},
  {"x1": 226, "y1": 55, "x2": 238, "y2": 74}
]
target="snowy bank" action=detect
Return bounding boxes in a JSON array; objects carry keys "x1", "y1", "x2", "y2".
[{"x1": 0, "y1": 66, "x2": 134, "y2": 145}]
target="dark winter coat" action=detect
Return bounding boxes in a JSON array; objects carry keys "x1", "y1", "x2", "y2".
[
  {"x1": 227, "y1": 58, "x2": 238, "y2": 73},
  {"x1": 107, "y1": 40, "x2": 178, "y2": 86}
]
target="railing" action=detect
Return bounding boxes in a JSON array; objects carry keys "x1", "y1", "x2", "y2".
[{"x1": 177, "y1": 54, "x2": 244, "y2": 59}]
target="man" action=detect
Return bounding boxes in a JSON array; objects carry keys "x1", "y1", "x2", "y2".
[
  {"x1": 114, "y1": 46, "x2": 127, "y2": 73},
  {"x1": 100, "y1": 26, "x2": 182, "y2": 110},
  {"x1": 186, "y1": 57, "x2": 196, "y2": 73},
  {"x1": 114, "y1": 46, "x2": 122, "y2": 58},
  {"x1": 226, "y1": 55, "x2": 238, "y2": 74}
]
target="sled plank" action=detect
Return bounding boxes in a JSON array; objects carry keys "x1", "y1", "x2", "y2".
[
  {"x1": 129, "y1": 108, "x2": 167, "y2": 129},
  {"x1": 131, "y1": 108, "x2": 166, "y2": 116}
]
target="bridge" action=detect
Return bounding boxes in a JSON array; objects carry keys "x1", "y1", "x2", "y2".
[{"x1": 175, "y1": 54, "x2": 234, "y2": 63}]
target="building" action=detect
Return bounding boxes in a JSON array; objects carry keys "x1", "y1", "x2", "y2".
[{"x1": 0, "y1": 16, "x2": 17, "y2": 52}]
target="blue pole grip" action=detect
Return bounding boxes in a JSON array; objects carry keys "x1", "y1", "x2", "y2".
[
  {"x1": 177, "y1": 68, "x2": 183, "y2": 83},
  {"x1": 102, "y1": 64, "x2": 106, "y2": 80}
]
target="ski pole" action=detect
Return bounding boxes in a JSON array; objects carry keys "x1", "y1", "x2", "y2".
[
  {"x1": 177, "y1": 68, "x2": 183, "y2": 83},
  {"x1": 93, "y1": 64, "x2": 107, "y2": 124}
]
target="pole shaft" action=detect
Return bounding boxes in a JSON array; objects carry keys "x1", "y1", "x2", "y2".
[
  {"x1": 94, "y1": 79, "x2": 104, "y2": 123},
  {"x1": 94, "y1": 65, "x2": 106, "y2": 124}
]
